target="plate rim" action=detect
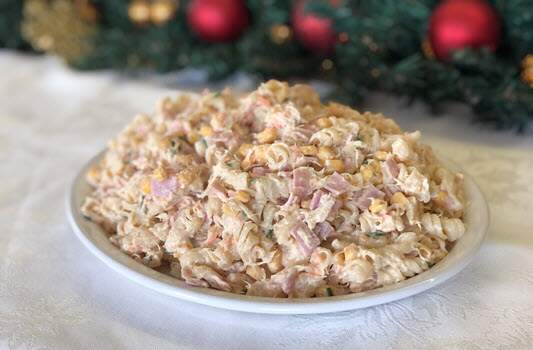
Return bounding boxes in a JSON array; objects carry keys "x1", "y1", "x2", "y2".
[{"x1": 66, "y1": 151, "x2": 490, "y2": 314}]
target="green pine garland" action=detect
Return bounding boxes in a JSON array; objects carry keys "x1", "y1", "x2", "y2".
[{"x1": 2, "y1": 0, "x2": 533, "y2": 131}]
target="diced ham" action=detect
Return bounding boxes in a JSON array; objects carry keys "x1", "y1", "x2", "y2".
[
  {"x1": 309, "y1": 190, "x2": 324, "y2": 210},
  {"x1": 290, "y1": 221, "x2": 320, "y2": 257},
  {"x1": 382, "y1": 158, "x2": 399, "y2": 182},
  {"x1": 151, "y1": 177, "x2": 179, "y2": 197},
  {"x1": 329, "y1": 199, "x2": 343, "y2": 218},
  {"x1": 209, "y1": 181, "x2": 228, "y2": 201},
  {"x1": 382, "y1": 158, "x2": 401, "y2": 193},
  {"x1": 314, "y1": 221, "x2": 335, "y2": 240},
  {"x1": 250, "y1": 166, "x2": 269, "y2": 177},
  {"x1": 324, "y1": 173, "x2": 351, "y2": 196},
  {"x1": 168, "y1": 120, "x2": 190, "y2": 134},
  {"x1": 354, "y1": 185, "x2": 385, "y2": 210},
  {"x1": 292, "y1": 167, "x2": 311, "y2": 198},
  {"x1": 281, "y1": 269, "x2": 299, "y2": 295}
]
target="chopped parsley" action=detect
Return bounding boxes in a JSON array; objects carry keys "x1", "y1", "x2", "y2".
[
  {"x1": 169, "y1": 139, "x2": 180, "y2": 155},
  {"x1": 366, "y1": 230, "x2": 386, "y2": 239},
  {"x1": 326, "y1": 287, "x2": 333, "y2": 296},
  {"x1": 225, "y1": 159, "x2": 240, "y2": 169},
  {"x1": 265, "y1": 229, "x2": 274, "y2": 240}
]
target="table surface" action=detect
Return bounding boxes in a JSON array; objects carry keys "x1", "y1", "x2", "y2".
[{"x1": 1, "y1": 51, "x2": 532, "y2": 350}]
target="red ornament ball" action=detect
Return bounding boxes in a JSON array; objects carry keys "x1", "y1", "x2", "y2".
[
  {"x1": 429, "y1": 0, "x2": 501, "y2": 60},
  {"x1": 187, "y1": 0, "x2": 249, "y2": 42},
  {"x1": 292, "y1": 0, "x2": 336, "y2": 54}
]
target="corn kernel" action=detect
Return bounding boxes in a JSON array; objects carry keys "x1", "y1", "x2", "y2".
[
  {"x1": 241, "y1": 158, "x2": 252, "y2": 169},
  {"x1": 199, "y1": 124, "x2": 214, "y2": 137},
  {"x1": 368, "y1": 159, "x2": 381, "y2": 172},
  {"x1": 391, "y1": 192, "x2": 408, "y2": 206},
  {"x1": 222, "y1": 203, "x2": 238, "y2": 218},
  {"x1": 344, "y1": 244, "x2": 357, "y2": 261},
  {"x1": 234, "y1": 190, "x2": 251, "y2": 203},
  {"x1": 246, "y1": 265, "x2": 266, "y2": 281},
  {"x1": 300, "y1": 145, "x2": 318, "y2": 156},
  {"x1": 374, "y1": 151, "x2": 388, "y2": 161},
  {"x1": 87, "y1": 166, "x2": 100, "y2": 183},
  {"x1": 251, "y1": 145, "x2": 268, "y2": 164},
  {"x1": 186, "y1": 131, "x2": 199, "y2": 144},
  {"x1": 238, "y1": 143, "x2": 252, "y2": 157},
  {"x1": 316, "y1": 117, "x2": 332, "y2": 128},
  {"x1": 335, "y1": 252, "x2": 346, "y2": 266},
  {"x1": 154, "y1": 123, "x2": 166, "y2": 134},
  {"x1": 325, "y1": 159, "x2": 344, "y2": 173},
  {"x1": 318, "y1": 146, "x2": 336, "y2": 161},
  {"x1": 152, "y1": 167, "x2": 167, "y2": 181},
  {"x1": 177, "y1": 170, "x2": 194, "y2": 185},
  {"x1": 360, "y1": 165, "x2": 373, "y2": 182},
  {"x1": 369, "y1": 198, "x2": 387, "y2": 213},
  {"x1": 157, "y1": 137, "x2": 171, "y2": 149},
  {"x1": 434, "y1": 190, "x2": 448, "y2": 207},
  {"x1": 256, "y1": 127, "x2": 278, "y2": 144},
  {"x1": 267, "y1": 249, "x2": 282, "y2": 273},
  {"x1": 140, "y1": 177, "x2": 152, "y2": 194}
]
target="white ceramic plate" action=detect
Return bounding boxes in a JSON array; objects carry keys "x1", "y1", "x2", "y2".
[{"x1": 66, "y1": 151, "x2": 489, "y2": 314}]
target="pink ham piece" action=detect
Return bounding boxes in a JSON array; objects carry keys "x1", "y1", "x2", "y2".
[
  {"x1": 250, "y1": 166, "x2": 269, "y2": 177},
  {"x1": 168, "y1": 120, "x2": 190, "y2": 134},
  {"x1": 324, "y1": 172, "x2": 351, "y2": 196},
  {"x1": 290, "y1": 220, "x2": 320, "y2": 257},
  {"x1": 382, "y1": 158, "x2": 399, "y2": 181},
  {"x1": 292, "y1": 167, "x2": 311, "y2": 198},
  {"x1": 329, "y1": 199, "x2": 343, "y2": 218},
  {"x1": 280, "y1": 269, "x2": 299, "y2": 295},
  {"x1": 309, "y1": 190, "x2": 325, "y2": 210},
  {"x1": 151, "y1": 177, "x2": 179, "y2": 197},
  {"x1": 314, "y1": 221, "x2": 335, "y2": 240},
  {"x1": 281, "y1": 167, "x2": 311, "y2": 209},
  {"x1": 354, "y1": 185, "x2": 385, "y2": 210},
  {"x1": 208, "y1": 181, "x2": 228, "y2": 201},
  {"x1": 381, "y1": 158, "x2": 401, "y2": 193}
]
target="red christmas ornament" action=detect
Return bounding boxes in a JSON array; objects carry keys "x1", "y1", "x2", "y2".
[
  {"x1": 429, "y1": 0, "x2": 501, "y2": 60},
  {"x1": 292, "y1": 0, "x2": 336, "y2": 54},
  {"x1": 187, "y1": 0, "x2": 249, "y2": 42}
]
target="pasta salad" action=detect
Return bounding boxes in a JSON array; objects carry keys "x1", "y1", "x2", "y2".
[{"x1": 82, "y1": 80, "x2": 466, "y2": 298}]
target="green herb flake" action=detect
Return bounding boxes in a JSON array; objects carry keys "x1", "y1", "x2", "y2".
[
  {"x1": 367, "y1": 230, "x2": 386, "y2": 239},
  {"x1": 265, "y1": 229, "x2": 274, "y2": 240},
  {"x1": 326, "y1": 287, "x2": 333, "y2": 297}
]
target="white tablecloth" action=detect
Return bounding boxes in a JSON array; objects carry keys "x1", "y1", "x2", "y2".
[{"x1": 1, "y1": 51, "x2": 532, "y2": 350}]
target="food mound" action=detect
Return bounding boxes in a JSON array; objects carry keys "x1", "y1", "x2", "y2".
[{"x1": 82, "y1": 80, "x2": 466, "y2": 298}]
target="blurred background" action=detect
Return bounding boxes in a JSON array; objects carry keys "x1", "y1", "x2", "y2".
[{"x1": 1, "y1": 0, "x2": 533, "y2": 132}]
